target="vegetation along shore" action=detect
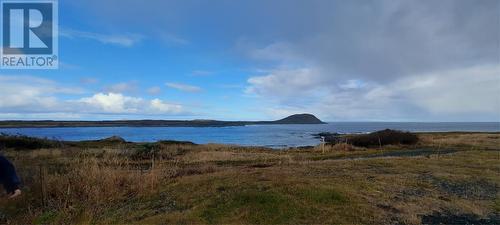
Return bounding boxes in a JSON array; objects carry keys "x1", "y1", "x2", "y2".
[{"x1": 0, "y1": 131, "x2": 499, "y2": 224}]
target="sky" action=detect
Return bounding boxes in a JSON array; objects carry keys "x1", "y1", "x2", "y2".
[{"x1": 0, "y1": 0, "x2": 499, "y2": 122}]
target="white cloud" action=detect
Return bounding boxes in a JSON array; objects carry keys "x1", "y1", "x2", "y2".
[
  {"x1": 388, "y1": 64, "x2": 500, "y2": 114},
  {"x1": 245, "y1": 64, "x2": 500, "y2": 121},
  {"x1": 233, "y1": 0, "x2": 499, "y2": 121},
  {"x1": 246, "y1": 68, "x2": 325, "y2": 98},
  {"x1": 0, "y1": 76, "x2": 189, "y2": 118},
  {"x1": 78, "y1": 93, "x2": 142, "y2": 113},
  {"x1": 149, "y1": 99, "x2": 183, "y2": 113},
  {"x1": 147, "y1": 86, "x2": 162, "y2": 95},
  {"x1": 60, "y1": 28, "x2": 143, "y2": 47},
  {"x1": 246, "y1": 41, "x2": 300, "y2": 63},
  {"x1": 0, "y1": 75, "x2": 83, "y2": 112},
  {"x1": 77, "y1": 93, "x2": 186, "y2": 115},
  {"x1": 339, "y1": 80, "x2": 366, "y2": 90},
  {"x1": 165, "y1": 82, "x2": 202, "y2": 93}
]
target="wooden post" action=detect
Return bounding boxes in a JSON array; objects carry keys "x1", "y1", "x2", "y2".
[{"x1": 321, "y1": 137, "x2": 325, "y2": 154}]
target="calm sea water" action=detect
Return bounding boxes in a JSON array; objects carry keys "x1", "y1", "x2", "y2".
[{"x1": 0, "y1": 122, "x2": 498, "y2": 148}]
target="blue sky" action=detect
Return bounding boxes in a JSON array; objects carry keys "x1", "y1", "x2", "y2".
[{"x1": 0, "y1": 0, "x2": 499, "y2": 122}]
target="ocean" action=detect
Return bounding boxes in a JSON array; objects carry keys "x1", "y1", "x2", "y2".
[{"x1": 0, "y1": 122, "x2": 498, "y2": 148}]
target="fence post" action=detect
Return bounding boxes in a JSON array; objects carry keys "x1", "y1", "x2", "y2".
[{"x1": 321, "y1": 137, "x2": 325, "y2": 154}]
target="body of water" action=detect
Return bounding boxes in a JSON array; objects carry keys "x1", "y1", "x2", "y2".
[{"x1": 0, "y1": 122, "x2": 498, "y2": 148}]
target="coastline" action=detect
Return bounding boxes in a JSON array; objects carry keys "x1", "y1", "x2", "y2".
[
  {"x1": 0, "y1": 114, "x2": 327, "y2": 128},
  {"x1": 1, "y1": 132, "x2": 499, "y2": 224}
]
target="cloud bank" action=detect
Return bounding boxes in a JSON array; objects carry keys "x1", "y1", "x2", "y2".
[
  {"x1": 2, "y1": 0, "x2": 499, "y2": 121},
  {"x1": 0, "y1": 76, "x2": 187, "y2": 119}
]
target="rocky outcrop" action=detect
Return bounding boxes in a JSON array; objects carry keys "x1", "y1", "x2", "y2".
[{"x1": 272, "y1": 114, "x2": 325, "y2": 124}]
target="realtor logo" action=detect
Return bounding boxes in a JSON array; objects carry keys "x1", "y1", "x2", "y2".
[{"x1": 1, "y1": 0, "x2": 58, "y2": 69}]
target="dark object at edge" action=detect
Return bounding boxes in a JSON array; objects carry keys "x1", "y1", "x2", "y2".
[{"x1": 0, "y1": 155, "x2": 21, "y2": 194}]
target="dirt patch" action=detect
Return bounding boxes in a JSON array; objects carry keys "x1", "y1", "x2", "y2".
[
  {"x1": 376, "y1": 204, "x2": 401, "y2": 214},
  {"x1": 248, "y1": 163, "x2": 273, "y2": 168},
  {"x1": 433, "y1": 179, "x2": 498, "y2": 200},
  {"x1": 421, "y1": 211, "x2": 500, "y2": 225},
  {"x1": 368, "y1": 149, "x2": 456, "y2": 158},
  {"x1": 417, "y1": 173, "x2": 498, "y2": 200},
  {"x1": 392, "y1": 188, "x2": 428, "y2": 202}
]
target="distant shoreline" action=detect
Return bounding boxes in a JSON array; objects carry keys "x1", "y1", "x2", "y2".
[
  {"x1": 0, "y1": 114, "x2": 327, "y2": 128},
  {"x1": 0, "y1": 120, "x2": 326, "y2": 128},
  {"x1": 0, "y1": 121, "x2": 497, "y2": 129}
]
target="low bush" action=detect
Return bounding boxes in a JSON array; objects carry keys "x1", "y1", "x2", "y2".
[
  {"x1": 329, "y1": 129, "x2": 418, "y2": 147},
  {"x1": 131, "y1": 140, "x2": 195, "y2": 160},
  {"x1": 0, "y1": 134, "x2": 61, "y2": 150}
]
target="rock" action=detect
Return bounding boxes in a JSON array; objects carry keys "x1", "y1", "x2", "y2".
[
  {"x1": 312, "y1": 132, "x2": 344, "y2": 144},
  {"x1": 100, "y1": 136, "x2": 126, "y2": 143},
  {"x1": 313, "y1": 132, "x2": 340, "y2": 138}
]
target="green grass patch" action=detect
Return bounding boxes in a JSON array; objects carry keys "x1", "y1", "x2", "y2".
[
  {"x1": 97, "y1": 193, "x2": 181, "y2": 224},
  {"x1": 33, "y1": 210, "x2": 60, "y2": 225},
  {"x1": 300, "y1": 188, "x2": 347, "y2": 204},
  {"x1": 201, "y1": 189, "x2": 301, "y2": 224},
  {"x1": 494, "y1": 199, "x2": 500, "y2": 213}
]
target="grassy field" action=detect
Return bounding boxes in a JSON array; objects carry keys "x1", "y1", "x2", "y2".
[{"x1": 0, "y1": 132, "x2": 499, "y2": 224}]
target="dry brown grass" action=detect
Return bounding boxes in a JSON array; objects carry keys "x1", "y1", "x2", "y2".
[
  {"x1": 0, "y1": 132, "x2": 498, "y2": 224},
  {"x1": 313, "y1": 143, "x2": 359, "y2": 152},
  {"x1": 182, "y1": 150, "x2": 285, "y2": 163},
  {"x1": 1, "y1": 152, "x2": 178, "y2": 224},
  {"x1": 418, "y1": 132, "x2": 500, "y2": 150}
]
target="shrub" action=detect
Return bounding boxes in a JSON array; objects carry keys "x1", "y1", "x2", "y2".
[
  {"x1": 329, "y1": 129, "x2": 418, "y2": 147},
  {"x1": 0, "y1": 134, "x2": 61, "y2": 150},
  {"x1": 131, "y1": 140, "x2": 195, "y2": 160}
]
